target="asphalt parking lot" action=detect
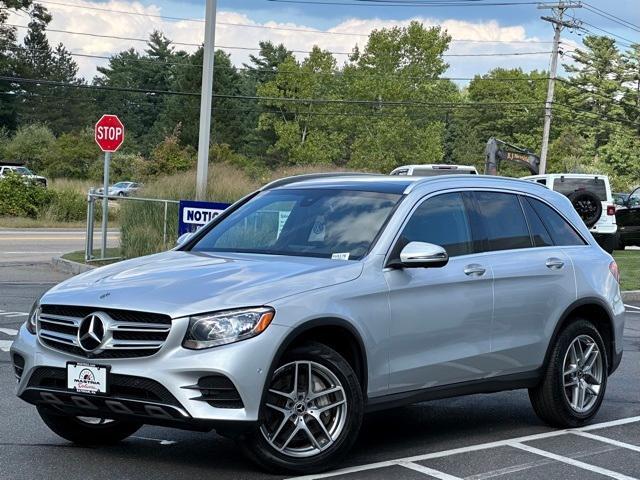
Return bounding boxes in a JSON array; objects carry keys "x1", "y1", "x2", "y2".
[{"x1": 1, "y1": 262, "x2": 639, "y2": 480}]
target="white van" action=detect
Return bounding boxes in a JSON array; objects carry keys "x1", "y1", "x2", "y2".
[{"x1": 390, "y1": 164, "x2": 478, "y2": 176}]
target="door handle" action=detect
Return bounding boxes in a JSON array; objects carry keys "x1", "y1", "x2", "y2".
[
  {"x1": 546, "y1": 258, "x2": 565, "y2": 270},
  {"x1": 464, "y1": 264, "x2": 486, "y2": 276}
]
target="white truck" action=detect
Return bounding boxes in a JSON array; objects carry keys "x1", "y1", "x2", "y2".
[{"x1": 0, "y1": 164, "x2": 48, "y2": 187}]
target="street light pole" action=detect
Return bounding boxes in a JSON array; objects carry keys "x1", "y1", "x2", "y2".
[
  {"x1": 196, "y1": 0, "x2": 217, "y2": 200},
  {"x1": 538, "y1": 1, "x2": 582, "y2": 175}
]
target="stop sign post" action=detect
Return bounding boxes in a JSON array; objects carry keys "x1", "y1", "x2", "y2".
[{"x1": 95, "y1": 115, "x2": 125, "y2": 259}]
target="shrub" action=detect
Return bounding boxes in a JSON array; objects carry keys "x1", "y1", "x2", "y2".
[
  {"x1": 44, "y1": 128, "x2": 99, "y2": 179},
  {"x1": 3, "y1": 124, "x2": 55, "y2": 173},
  {"x1": 0, "y1": 172, "x2": 53, "y2": 218}
]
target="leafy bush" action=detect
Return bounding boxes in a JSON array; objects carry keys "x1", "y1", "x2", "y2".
[
  {"x1": 44, "y1": 128, "x2": 98, "y2": 179},
  {"x1": 3, "y1": 124, "x2": 55, "y2": 172},
  {"x1": 0, "y1": 172, "x2": 53, "y2": 218}
]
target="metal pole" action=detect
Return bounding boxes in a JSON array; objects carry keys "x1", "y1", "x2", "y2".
[
  {"x1": 85, "y1": 189, "x2": 94, "y2": 262},
  {"x1": 196, "y1": 0, "x2": 217, "y2": 200},
  {"x1": 101, "y1": 152, "x2": 111, "y2": 259},
  {"x1": 163, "y1": 201, "x2": 168, "y2": 246}
]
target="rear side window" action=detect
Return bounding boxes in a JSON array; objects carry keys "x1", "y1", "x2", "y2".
[
  {"x1": 400, "y1": 193, "x2": 473, "y2": 257},
  {"x1": 474, "y1": 191, "x2": 532, "y2": 251},
  {"x1": 520, "y1": 196, "x2": 553, "y2": 247},
  {"x1": 553, "y1": 177, "x2": 607, "y2": 201},
  {"x1": 525, "y1": 197, "x2": 586, "y2": 246}
]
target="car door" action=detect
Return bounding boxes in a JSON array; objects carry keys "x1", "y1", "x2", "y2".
[
  {"x1": 472, "y1": 191, "x2": 576, "y2": 375},
  {"x1": 617, "y1": 188, "x2": 640, "y2": 247},
  {"x1": 384, "y1": 192, "x2": 494, "y2": 394}
]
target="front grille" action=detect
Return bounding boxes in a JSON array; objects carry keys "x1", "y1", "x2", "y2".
[
  {"x1": 38, "y1": 305, "x2": 172, "y2": 359},
  {"x1": 27, "y1": 367, "x2": 181, "y2": 406}
]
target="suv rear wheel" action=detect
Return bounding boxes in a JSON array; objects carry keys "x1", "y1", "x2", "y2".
[
  {"x1": 37, "y1": 406, "x2": 142, "y2": 444},
  {"x1": 241, "y1": 342, "x2": 363, "y2": 474},
  {"x1": 529, "y1": 319, "x2": 608, "y2": 427}
]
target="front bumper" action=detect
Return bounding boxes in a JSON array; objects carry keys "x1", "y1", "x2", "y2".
[{"x1": 10, "y1": 320, "x2": 291, "y2": 429}]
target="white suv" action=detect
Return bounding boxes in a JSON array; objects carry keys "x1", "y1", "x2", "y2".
[
  {"x1": 390, "y1": 164, "x2": 478, "y2": 176},
  {"x1": 522, "y1": 174, "x2": 617, "y2": 252}
]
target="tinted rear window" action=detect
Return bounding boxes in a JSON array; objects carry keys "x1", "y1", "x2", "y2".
[
  {"x1": 525, "y1": 197, "x2": 586, "y2": 246},
  {"x1": 553, "y1": 177, "x2": 607, "y2": 201},
  {"x1": 412, "y1": 168, "x2": 475, "y2": 176},
  {"x1": 474, "y1": 191, "x2": 532, "y2": 251}
]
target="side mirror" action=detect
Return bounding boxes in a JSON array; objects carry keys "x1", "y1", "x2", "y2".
[
  {"x1": 399, "y1": 241, "x2": 449, "y2": 268},
  {"x1": 176, "y1": 232, "x2": 193, "y2": 247}
]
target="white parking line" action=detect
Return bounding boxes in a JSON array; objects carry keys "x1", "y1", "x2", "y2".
[
  {"x1": 286, "y1": 415, "x2": 640, "y2": 480},
  {"x1": 0, "y1": 328, "x2": 18, "y2": 336},
  {"x1": 0, "y1": 340, "x2": 13, "y2": 352},
  {"x1": 131, "y1": 435, "x2": 177, "y2": 446},
  {"x1": 572, "y1": 431, "x2": 640, "y2": 453},
  {"x1": 624, "y1": 304, "x2": 640, "y2": 311},
  {"x1": 0, "y1": 312, "x2": 27, "y2": 317},
  {"x1": 399, "y1": 461, "x2": 462, "y2": 480},
  {"x1": 509, "y1": 442, "x2": 638, "y2": 480}
]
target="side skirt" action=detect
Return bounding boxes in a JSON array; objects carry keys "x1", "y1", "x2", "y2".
[{"x1": 365, "y1": 370, "x2": 542, "y2": 413}]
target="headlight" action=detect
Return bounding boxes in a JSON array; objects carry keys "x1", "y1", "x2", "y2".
[
  {"x1": 182, "y1": 307, "x2": 275, "y2": 350},
  {"x1": 26, "y1": 298, "x2": 41, "y2": 335}
]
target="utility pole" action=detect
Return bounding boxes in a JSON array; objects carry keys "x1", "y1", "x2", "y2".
[
  {"x1": 538, "y1": 1, "x2": 582, "y2": 174},
  {"x1": 196, "y1": 0, "x2": 217, "y2": 200}
]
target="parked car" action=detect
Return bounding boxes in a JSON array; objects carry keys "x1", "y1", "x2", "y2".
[
  {"x1": 522, "y1": 174, "x2": 617, "y2": 253},
  {"x1": 615, "y1": 186, "x2": 640, "y2": 249},
  {"x1": 96, "y1": 181, "x2": 140, "y2": 197},
  {"x1": 12, "y1": 174, "x2": 624, "y2": 474},
  {"x1": 0, "y1": 164, "x2": 47, "y2": 187},
  {"x1": 390, "y1": 164, "x2": 478, "y2": 176}
]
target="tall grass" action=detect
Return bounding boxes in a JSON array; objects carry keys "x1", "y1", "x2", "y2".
[{"x1": 119, "y1": 163, "x2": 358, "y2": 258}]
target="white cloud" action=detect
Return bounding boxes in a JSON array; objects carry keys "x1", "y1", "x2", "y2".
[{"x1": 9, "y1": 0, "x2": 556, "y2": 80}]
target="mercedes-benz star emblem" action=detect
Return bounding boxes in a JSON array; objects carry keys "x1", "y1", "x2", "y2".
[{"x1": 78, "y1": 314, "x2": 106, "y2": 351}]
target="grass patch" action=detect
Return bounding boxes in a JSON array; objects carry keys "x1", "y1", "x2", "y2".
[
  {"x1": 613, "y1": 250, "x2": 640, "y2": 291},
  {"x1": 62, "y1": 248, "x2": 121, "y2": 266},
  {"x1": 0, "y1": 216, "x2": 87, "y2": 228}
]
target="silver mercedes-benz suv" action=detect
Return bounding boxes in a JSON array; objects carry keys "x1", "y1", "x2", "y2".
[{"x1": 11, "y1": 174, "x2": 625, "y2": 474}]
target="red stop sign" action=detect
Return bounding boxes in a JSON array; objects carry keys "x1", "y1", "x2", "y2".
[{"x1": 95, "y1": 114, "x2": 125, "y2": 152}]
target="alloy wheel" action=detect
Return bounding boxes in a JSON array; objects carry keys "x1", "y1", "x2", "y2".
[
  {"x1": 260, "y1": 360, "x2": 348, "y2": 458},
  {"x1": 562, "y1": 334, "x2": 604, "y2": 413}
]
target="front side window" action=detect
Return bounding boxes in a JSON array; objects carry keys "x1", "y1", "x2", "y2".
[
  {"x1": 191, "y1": 189, "x2": 401, "y2": 260},
  {"x1": 525, "y1": 197, "x2": 586, "y2": 246},
  {"x1": 474, "y1": 191, "x2": 532, "y2": 251},
  {"x1": 399, "y1": 192, "x2": 473, "y2": 257}
]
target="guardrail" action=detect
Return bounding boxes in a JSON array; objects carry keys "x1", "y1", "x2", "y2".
[{"x1": 85, "y1": 189, "x2": 179, "y2": 262}]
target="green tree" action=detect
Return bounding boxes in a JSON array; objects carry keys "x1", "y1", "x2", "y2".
[
  {"x1": 43, "y1": 128, "x2": 98, "y2": 178},
  {"x1": 4, "y1": 123, "x2": 55, "y2": 172}
]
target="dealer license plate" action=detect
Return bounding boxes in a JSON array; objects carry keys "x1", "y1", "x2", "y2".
[{"x1": 67, "y1": 363, "x2": 108, "y2": 394}]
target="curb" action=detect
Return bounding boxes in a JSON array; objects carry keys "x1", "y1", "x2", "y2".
[
  {"x1": 622, "y1": 290, "x2": 640, "y2": 302},
  {"x1": 51, "y1": 256, "x2": 95, "y2": 275}
]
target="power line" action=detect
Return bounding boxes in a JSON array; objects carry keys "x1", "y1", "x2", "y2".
[
  {"x1": 0, "y1": 75, "x2": 548, "y2": 107},
  {"x1": 581, "y1": 2, "x2": 640, "y2": 35},
  {"x1": 35, "y1": 0, "x2": 553, "y2": 44},
  {"x1": 266, "y1": 0, "x2": 540, "y2": 6},
  {"x1": 6, "y1": 24, "x2": 554, "y2": 57},
  {"x1": 577, "y1": 20, "x2": 638, "y2": 46}
]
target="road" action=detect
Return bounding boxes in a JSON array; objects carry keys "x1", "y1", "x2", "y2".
[
  {"x1": 0, "y1": 228, "x2": 119, "y2": 263},
  {"x1": 0, "y1": 263, "x2": 639, "y2": 480}
]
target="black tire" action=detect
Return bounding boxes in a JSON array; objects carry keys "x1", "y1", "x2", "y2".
[
  {"x1": 529, "y1": 319, "x2": 608, "y2": 428},
  {"x1": 240, "y1": 342, "x2": 364, "y2": 475},
  {"x1": 37, "y1": 406, "x2": 142, "y2": 445},
  {"x1": 118, "y1": 191, "x2": 125, "y2": 197},
  {"x1": 568, "y1": 190, "x2": 602, "y2": 229}
]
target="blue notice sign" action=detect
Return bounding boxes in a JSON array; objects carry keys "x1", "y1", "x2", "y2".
[{"x1": 178, "y1": 200, "x2": 231, "y2": 236}]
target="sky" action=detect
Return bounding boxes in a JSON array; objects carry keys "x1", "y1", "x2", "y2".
[{"x1": 8, "y1": 0, "x2": 640, "y2": 81}]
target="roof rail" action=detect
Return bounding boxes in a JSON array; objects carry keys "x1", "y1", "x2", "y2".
[{"x1": 261, "y1": 172, "x2": 378, "y2": 190}]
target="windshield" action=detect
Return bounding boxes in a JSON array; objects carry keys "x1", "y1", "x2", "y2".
[
  {"x1": 191, "y1": 188, "x2": 401, "y2": 260},
  {"x1": 112, "y1": 182, "x2": 128, "y2": 188},
  {"x1": 15, "y1": 167, "x2": 32, "y2": 175}
]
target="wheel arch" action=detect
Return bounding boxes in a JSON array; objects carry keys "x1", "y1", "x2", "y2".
[
  {"x1": 260, "y1": 318, "x2": 369, "y2": 410},
  {"x1": 545, "y1": 297, "x2": 616, "y2": 374}
]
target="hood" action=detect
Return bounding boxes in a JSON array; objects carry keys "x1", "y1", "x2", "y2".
[{"x1": 42, "y1": 250, "x2": 363, "y2": 319}]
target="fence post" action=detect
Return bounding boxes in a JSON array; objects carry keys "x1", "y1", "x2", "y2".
[
  {"x1": 163, "y1": 201, "x2": 168, "y2": 246},
  {"x1": 85, "y1": 189, "x2": 95, "y2": 262}
]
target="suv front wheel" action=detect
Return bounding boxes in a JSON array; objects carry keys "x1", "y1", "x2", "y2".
[
  {"x1": 529, "y1": 319, "x2": 608, "y2": 427},
  {"x1": 241, "y1": 342, "x2": 363, "y2": 474}
]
